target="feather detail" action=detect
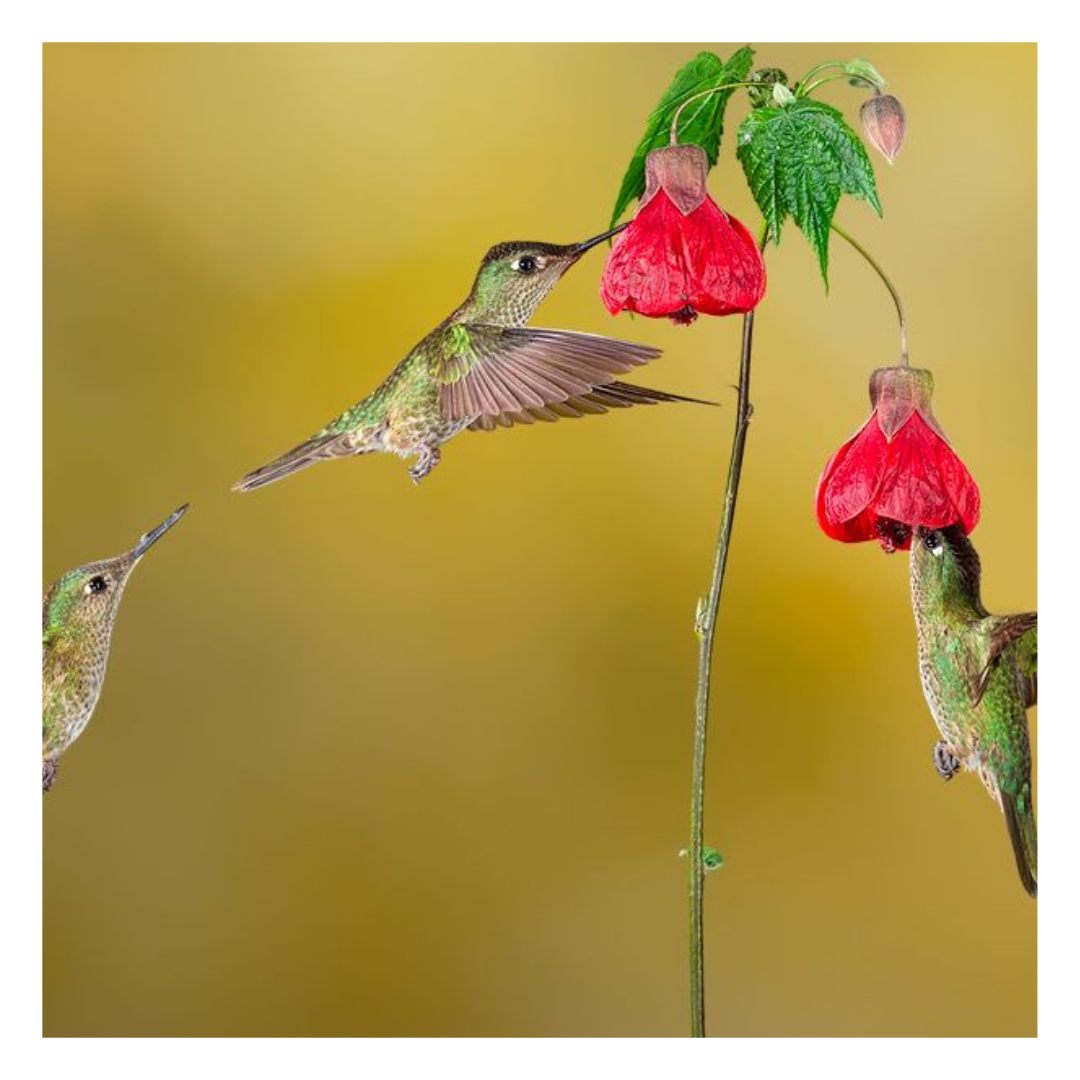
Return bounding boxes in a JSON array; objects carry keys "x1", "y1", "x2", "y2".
[{"x1": 435, "y1": 325, "x2": 663, "y2": 420}]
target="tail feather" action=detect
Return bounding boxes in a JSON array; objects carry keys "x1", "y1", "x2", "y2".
[
  {"x1": 1001, "y1": 791, "x2": 1037, "y2": 899},
  {"x1": 468, "y1": 381, "x2": 716, "y2": 431},
  {"x1": 233, "y1": 433, "x2": 350, "y2": 493},
  {"x1": 584, "y1": 381, "x2": 718, "y2": 408}
]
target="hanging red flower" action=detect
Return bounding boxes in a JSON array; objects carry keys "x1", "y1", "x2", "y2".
[
  {"x1": 815, "y1": 366, "x2": 981, "y2": 552},
  {"x1": 600, "y1": 143, "x2": 766, "y2": 325}
]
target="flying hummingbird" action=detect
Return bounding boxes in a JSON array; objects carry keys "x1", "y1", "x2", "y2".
[
  {"x1": 42, "y1": 505, "x2": 188, "y2": 792},
  {"x1": 233, "y1": 227, "x2": 708, "y2": 491},
  {"x1": 909, "y1": 524, "x2": 1037, "y2": 897}
]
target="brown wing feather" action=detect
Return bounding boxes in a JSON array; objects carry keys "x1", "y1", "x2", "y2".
[
  {"x1": 437, "y1": 326, "x2": 663, "y2": 421},
  {"x1": 973, "y1": 613, "x2": 1038, "y2": 707}
]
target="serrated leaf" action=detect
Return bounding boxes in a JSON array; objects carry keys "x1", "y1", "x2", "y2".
[
  {"x1": 610, "y1": 47, "x2": 755, "y2": 227},
  {"x1": 737, "y1": 98, "x2": 881, "y2": 283}
]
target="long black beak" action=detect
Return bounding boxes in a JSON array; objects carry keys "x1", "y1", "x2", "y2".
[
  {"x1": 131, "y1": 504, "x2": 189, "y2": 560},
  {"x1": 570, "y1": 223, "x2": 628, "y2": 259}
]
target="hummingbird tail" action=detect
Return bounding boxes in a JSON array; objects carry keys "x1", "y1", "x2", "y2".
[
  {"x1": 467, "y1": 381, "x2": 716, "y2": 430},
  {"x1": 1001, "y1": 791, "x2": 1037, "y2": 899},
  {"x1": 586, "y1": 381, "x2": 718, "y2": 408},
  {"x1": 233, "y1": 433, "x2": 351, "y2": 493}
]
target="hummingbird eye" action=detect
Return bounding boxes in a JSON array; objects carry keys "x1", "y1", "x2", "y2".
[
  {"x1": 84, "y1": 575, "x2": 108, "y2": 596},
  {"x1": 923, "y1": 532, "x2": 944, "y2": 558},
  {"x1": 512, "y1": 255, "x2": 539, "y2": 275}
]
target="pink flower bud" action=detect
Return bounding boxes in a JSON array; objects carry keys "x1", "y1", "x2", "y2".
[{"x1": 860, "y1": 94, "x2": 906, "y2": 164}]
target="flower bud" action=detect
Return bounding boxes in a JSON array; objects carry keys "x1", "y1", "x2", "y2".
[{"x1": 860, "y1": 93, "x2": 906, "y2": 164}]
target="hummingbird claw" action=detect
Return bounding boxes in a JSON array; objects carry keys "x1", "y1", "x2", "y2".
[
  {"x1": 409, "y1": 446, "x2": 441, "y2": 484},
  {"x1": 932, "y1": 741, "x2": 962, "y2": 781}
]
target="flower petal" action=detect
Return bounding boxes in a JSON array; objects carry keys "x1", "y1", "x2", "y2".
[
  {"x1": 816, "y1": 416, "x2": 889, "y2": 535},
  {"x1": 873, "y1": 412, "x2": 981, "y2": 532},
  {"x1": 600, "y1": 191, "x2": 694, "y2": 318},
  {"x1": 600, "y1": 191, "x2": 765, "y2": 321},
  {"x1": 681, "y1": 199, "x2": 766, "y2": 316}
]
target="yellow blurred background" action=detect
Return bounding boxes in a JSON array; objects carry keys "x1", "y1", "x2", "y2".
[{"x1": 43, "y1": 43, "x2": 1036, "y2": 1036}]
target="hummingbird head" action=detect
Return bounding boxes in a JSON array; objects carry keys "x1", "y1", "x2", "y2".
[
  {"x1": 466, "y1": 225, "x2": 628, "y2": 325},
  {"x1": 42, "y1": 505, "x2": 188, "y2": 648},
  {"x1": 910, "y1": 523, "x2": 983, "y2": 611}
]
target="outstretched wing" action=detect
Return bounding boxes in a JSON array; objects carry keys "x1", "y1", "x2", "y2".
[
  {"x1": 973, "y1": 613, "x2": 1037, "y2": 708},
  {"x1": 431, "y1": 325, "x2": 662, "y2": 421}
]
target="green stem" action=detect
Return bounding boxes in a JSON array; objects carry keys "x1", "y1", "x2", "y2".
[
  {"x1": 795, "y1": 59, "x2": 847, "y2": 88},
  {"x1": 688, "y1": 253, "x2": 762, "y2": 1036},
  {"x1": 799, "y1": 71, "x2": 876, "y2": 98},
  {"x1": 669, "y1": 82, "x2": 759, "y2": 145},
  {"x1": 830, "y1": 222, "x2": 909, "y2": 365}
]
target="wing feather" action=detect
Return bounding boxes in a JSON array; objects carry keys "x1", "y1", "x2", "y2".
[{"x1": 435, "y1": 325, "x2": 662, "y2": 420}]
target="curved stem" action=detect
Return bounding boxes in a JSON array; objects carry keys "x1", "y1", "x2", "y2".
[
  {"x1": 830, "y1": 222, "x2": 909, "y2": 365},
  {"x1": 669, "y1": 82, "x2": 758, "y2": 145},
  {"x1": 688, "y1": 232, "x2": 765, "y2": 1036},
  {"x1": 799, "y1": 71, "x2": 876, "y2": 98},
  {"x1": 796, "y1": 59, "x2": 847, "y2": 89}
]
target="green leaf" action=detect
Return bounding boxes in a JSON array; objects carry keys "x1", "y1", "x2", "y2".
[
  {"x1": 702, "y1": 847, "x2": 725, "y2": 873},
  {"x1": 678, "y1": 846, "x2": 726, "y2": 872},
  {"x1": 737, "y1": 98, "x2": 881, "y2": 283},
  {"x1": 844, "y1": 58, "x2": 886, "y2": 90},
  {"x1": 610, "y1": 47, "x2": 755, "y2": 227}
]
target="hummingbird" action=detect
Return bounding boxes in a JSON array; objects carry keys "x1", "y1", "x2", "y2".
[
  {"x1": 233, "y1": 226, "x2": 709, "y2": 492},
  {"x1": 909, "y1": 524, "x2": 1037, "y2": 897},
  {"x1": 42, "y1": 505, "x2": 188, "y2": 792}
]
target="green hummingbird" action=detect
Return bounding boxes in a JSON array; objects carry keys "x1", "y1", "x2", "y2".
[
  {"x1": 233, "y1": 227, "x2": 708, "y2": 491},
  {"x1": 42, "y1": 505, "x2": 188, "y2": 792},
  {"x1": 909, "y1": 524, "x2": 1037, "y2": 897}
]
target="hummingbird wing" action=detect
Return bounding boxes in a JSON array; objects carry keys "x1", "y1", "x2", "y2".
[
  {"x1": 467, "y1": 381, "x2": 715, "y2": 430},
  {"x1": 973, "y1": 613, "x2": 1037, "y2": 707},
  {"x1": 432, "y1": 325, "x2": 662, "y2": 421}
]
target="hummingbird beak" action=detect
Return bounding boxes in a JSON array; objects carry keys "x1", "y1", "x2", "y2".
[
  {"x1": 568, "y1": 223, "x2": 629, "y2": 260},
  {"x1": 131, "y1": 504, "x2": 189, "y2": 561}
]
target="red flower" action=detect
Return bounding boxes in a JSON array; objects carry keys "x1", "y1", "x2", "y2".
[
  {"x1": 601, "y1": 144, "x2": 765, "y2": 325},
  {"x1": 816, "y1": 366, "x2": 980, "y2": 552}
]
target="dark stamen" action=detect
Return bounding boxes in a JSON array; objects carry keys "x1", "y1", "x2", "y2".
[{"x1": 873, "y1": 517, "x2": 911, "y2": 553}]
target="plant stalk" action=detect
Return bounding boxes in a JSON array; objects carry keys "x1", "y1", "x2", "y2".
[
  {"x1": 798, "y1": 71, "x2": 877, "y2": 97},
  {"x1": 669, "y1": 82, "x2": 759, "y2": 145},
  {"x1": 830, "y1": 222, "x2": 909, "y2": 365},
  {"x1": 689, "y1": 306, "x2": 756, "y2": 1037}
]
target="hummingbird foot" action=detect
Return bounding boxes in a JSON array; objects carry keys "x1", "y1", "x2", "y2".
[
  {"x1": 409, "y1": 446, "x2": 441, "y2": 484},
  {"x1": 932, "y1": 741, "x2": 962, "y2": 781},
  {"x1": 42, "y1": 757, "x2": 58, "y2": 793}
]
